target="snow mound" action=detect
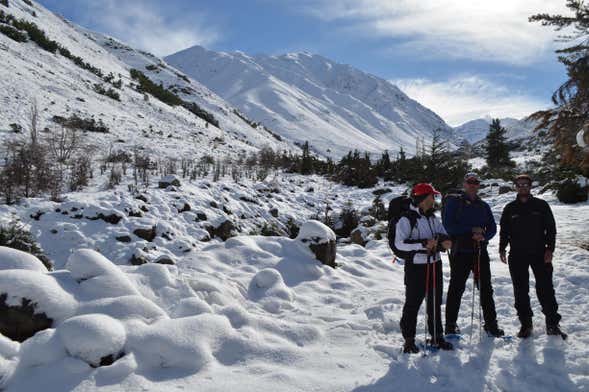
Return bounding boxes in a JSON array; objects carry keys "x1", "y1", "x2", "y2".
[
  {"x1": 296, "y1": 220, "x2": 336, "y2": 243},
  {"x1": 248, "y1": 268, "x2": 294, "y2": 312},
  {"x1": 58, "y1": 314, "x2": 126, "y2": 367},
  {"x1": 65, "y1": 249, "x2": 139, "y2": 299},
  {"x1": 18, "y1": 329, "x2": 66, "y2": 368},
  {"x1": 76, "y1": 295, "x2": 167, "y2": 323},
  {"x1": 0, "y1": 246, "x2": 47, "y2": 272},
  {"x1": 171, "y1": 297, "x2": 213, "y2": 318},
  {"x1": 127, "y1": 314, "x2": 230, "y2": 371},
  {"x1": 0, "y1": 334, "x2": 19, "y2": 359},
  {"x1": 0, "y1": 269, "x2": 77, "y2": 322}
]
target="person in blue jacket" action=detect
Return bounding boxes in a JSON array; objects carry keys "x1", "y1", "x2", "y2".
[{"x1": 442, "y1": 173, "x2": 504, "y2": 337}]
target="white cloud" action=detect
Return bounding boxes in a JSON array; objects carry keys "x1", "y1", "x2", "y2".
[
  {"x1": 82, "y1": 0, "x2": 219, "y2": 57},
  {"x1": 294, "y1": 0, "x2": 570, "y2": 65},
  {"x1": 393, "y1": 75, "x2": 548, "y2": 126}
]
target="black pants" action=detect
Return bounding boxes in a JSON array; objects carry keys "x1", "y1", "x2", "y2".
[
  {"x1": 445, "y1": 249, "x2": 498, "y2": 328},
  {"x1": 400, "y1": 260, "x2": 443, "y2": 340},
  {"x1": 508, "y1": 251, "x2": 561, "y2": 326}
]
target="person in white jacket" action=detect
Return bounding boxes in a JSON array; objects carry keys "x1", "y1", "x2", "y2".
[{"x1": 397, "y1": 183, "x2": 453, "y2": 353}]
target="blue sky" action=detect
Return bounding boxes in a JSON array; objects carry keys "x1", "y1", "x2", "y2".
[{"x1": 37, "y1": 0, "x2": 571, "y2": 126}]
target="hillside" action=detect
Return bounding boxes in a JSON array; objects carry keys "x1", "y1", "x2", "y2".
[
  {"x1": 0, "y1": 0, "x2": 293, "y2": 162},
  {"x1": 166, "y1": 45, "x2": 453, "y2": 157}
]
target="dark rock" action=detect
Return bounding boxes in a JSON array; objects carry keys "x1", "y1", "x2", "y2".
[
  {"x1": 133, "y1": 226, "x2": 157, "y2": 242},
  {"x1": 140, "y1": 205, "x2": 149, "y2": 213},
  {"x1": 0, "y1": 294, "x2": 53, "y2": 342},
  {"x1": 177, "y1": 203, "x2": 191, "y2": 213},
  {"x1": 116, "y1": 235, "x2": 132, "y2": 243},
  {"x1": 350, "y1": 228, "x2": 367, "y2": 246},
  {"x1": 372, "y1": 188, "x2": 392, "y2": 196},
  {"x1": 308, "y1": 240, "x2": 337, "y2": 268},
  {"x1": 128, "y1": 210, "x2": 143, "y2": 218},
  {"x1": 30, "y1": 211, "x2": 44, "y2": 221},
  {"x1": 207, "y1": 220, "x2": 236, "y2": 241},
  {"x1": 130, "y1": 253, "x2": 148, "y2": 265},
  {"x1": 95, "y1": 352, "x2": 125, "y2": 368},
  {"x1": 239, "y1": 196, "x2": 258, "y2": 204},
  {"x1": 222, "y1": 205, "x2": 233, "y2": 215},
  {"x1": 195, "y1": 212, "x2": 207, "y2": 222},
  {"x1": 155, "y1": 255, "x2": 175, "y2": 265},
  {"x1": 269, "y1": 208, "x2": 279, "y2": 218},
  {"x1": 210, "y1": 201, "x2": 219, "y2": 209},
  {"x1": 498, "y1": 185, "x2": 512, "y2": 195},
  {"x1": 158, "y1": 176, "x2": 181, "y2": 189},
  {"x1": 50, "y1": 229, "x2": 58, "y2": 234},
  {"x1": 87, "y1": 213, "x2": 123, "y2": 225},
  {"x1": 71, "y1": 213, "x2": 83, "y2": 219},
  {"x1": 135, "y1": 194, "x2": 148, "y2": 203}
]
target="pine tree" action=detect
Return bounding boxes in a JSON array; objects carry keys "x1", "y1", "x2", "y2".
[
  {"x1": 300, "y1": 141, "x2": 313, "y2": 175},
  {"x1": 529, "y1": 0, "x2": 589, "y2": 175},
  {"x1": 485, "y1": 119, "x2": 514, "y2": 169}
]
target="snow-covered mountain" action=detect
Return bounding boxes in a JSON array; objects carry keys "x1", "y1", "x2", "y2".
[
  {"x1": 453, "y1": 116, "x2": 537, "y2": 144},
  {"x1": 0, "y1": 0, "x2": 293, "y2": 161},
  {"x1": 166, "y1": 46, "x2": 453, "y2": 158}
]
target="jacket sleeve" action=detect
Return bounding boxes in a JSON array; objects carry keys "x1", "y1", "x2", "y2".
[
  {"x1": 395, "y1": 217, "x2": 427, "y2": 252},
  {"x1": 434, "y1": 217, "x2": 449, "y2": 238},
  {"x1": 442, "y1": 197, "x2": 463, "y2": 236},
  {"x1": 543, "y1": 201, "x2": 556, "y2": 251},
  {"x1": 483, "y1": 203, "x2": 497, "y2": 241},
  {"x1": 499, "y1": 204, "x2": 510, "y2": 253}
]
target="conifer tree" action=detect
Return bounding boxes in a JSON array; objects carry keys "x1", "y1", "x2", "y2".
[{"x1": 485, "y1": 119, "x2": 514, "y2": 169}]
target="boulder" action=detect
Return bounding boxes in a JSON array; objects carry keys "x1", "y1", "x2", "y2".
[
  {"x1": 0, "y1": 293, "x2": 53, "y2": 342},
  {"x1": 206, "y1": 220, "x2": 236, "y2": 241},
  {"x1": 133, "y1": 226, "x2": 157, "y2": 242},
  {"x1": 296, "y1": 220, "x2": 337, "y2": 268},
  {"x1": 154, "y1": 255, "x2": 175, "y2": 265},
  {"x1": 269, "y1": 208, "x2": 279, "y2": 218},
  {"x1": 498, "y1": 185, "x2": 512, "y2": 195},
  {"x1": 158, "y1": 175, "x2": 181, "y2": 189},
  {"x1": 350, "y1": 228, "x2": 368, "y2": 247}
]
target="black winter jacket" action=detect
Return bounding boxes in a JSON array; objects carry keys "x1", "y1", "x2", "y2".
[{"x1": 499, "y1": 196, "x2": 556, "y2": 255}]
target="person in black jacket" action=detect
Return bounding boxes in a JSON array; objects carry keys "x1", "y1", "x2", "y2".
[{"x1": 499, "y1": 174, "x2": 566, "y2": 339}]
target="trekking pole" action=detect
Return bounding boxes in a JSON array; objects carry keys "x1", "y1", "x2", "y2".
[
  {"x1": 470, "y1": 244, "x2": 477, "y2": 344},
  {"x1": 432, "y1": 250, "x2": 437, "y2": 347},
  {"x1": 424, "y1": 253, "x2": 431, "y2": 353},
  {"x1": 477, "y1": 242, "x2": 482, "y2": 342}
]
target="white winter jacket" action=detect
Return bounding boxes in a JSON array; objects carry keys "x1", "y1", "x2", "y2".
[{"x1": 394, "y1": 204, "x2": 448, "y2": 264}]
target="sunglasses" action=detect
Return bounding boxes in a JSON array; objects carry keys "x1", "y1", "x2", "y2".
[
  {"x1": 515, "y1": 183, "x2": 531, "y2": 188},
  {"x1": 465, "y1": 180, "x2": 480, "y2": 185}
]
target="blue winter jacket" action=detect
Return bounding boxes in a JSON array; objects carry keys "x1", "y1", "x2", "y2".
[{"x1": 442, "y1": 194, "x2": 497, "y2": 253}]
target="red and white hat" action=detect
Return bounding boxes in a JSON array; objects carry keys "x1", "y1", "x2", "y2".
[{"x1": 412, "y1": 183, "x2": 441, "y2": 196}]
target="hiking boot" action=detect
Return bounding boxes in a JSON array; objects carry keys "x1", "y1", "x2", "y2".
[
  {"x1": 434, "y1": 337, "x2": 454, "y2": 351},
  {"x1": 445, "y1": 324, "x2": 461, "y2": 335},
  {"x1": 546, "y1": 323, "x2": 568, "y2": 340},
  {"x1": 484, "y1": 323, "x2": 505, "y2": 338},
  {"x1": 402, "y1": 339, "x2": 420, "y2": 354},
  {"x1": 517, "y1": 324, "x2": 533, "y2": 339}
]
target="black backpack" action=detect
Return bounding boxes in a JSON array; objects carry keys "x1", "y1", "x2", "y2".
[{"x1": 387, "y1": 196, "x2": 419, "y2": 262}]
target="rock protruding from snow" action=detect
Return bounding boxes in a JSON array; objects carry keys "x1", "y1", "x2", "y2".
[
  {"x1": 158, "y1": 175, "x2": 181, "y2": 189},
  {"x1": 296, "y1": 220, "x2": 337, "y2": 268},
  {"x1": 58, "y1": 314, "x2": 126, "y2": 367},
  {"x1": 65, "y1": 249, "x2": 140, "y2": 299},
  {"x1": 0, "y1": 246, "x2": 48, "y2": 272},
  {"x1": 0, "y1": 270, "x2": 77, "y2": 341}
]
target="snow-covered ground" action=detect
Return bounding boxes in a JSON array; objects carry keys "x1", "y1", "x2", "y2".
[{"x1": 1, "y1": 173, "x2": 588, "y2": 391}]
